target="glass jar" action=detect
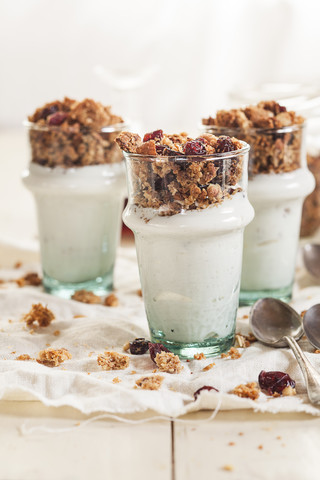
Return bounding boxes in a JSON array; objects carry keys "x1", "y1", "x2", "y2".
[
  {"x1": 23, "y1": 121, "x2": 127, "y2": 298},
  {"x1": 123, "y1": 145, "x2": 253, "y2": 358},
  {"x1": 202, "y1": 123, "x2": 315, "y2": 305}
]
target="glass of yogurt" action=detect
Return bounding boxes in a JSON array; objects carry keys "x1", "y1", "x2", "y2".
[
  {"x1": 117, "y1": 130, "x2": 254, "y2": 358},
  {"x1": 202, "y1": 100, "x2": 315, "y2": 305},
  {"x1": 23, "y1": 98, "x2": 127, "y2": 298}
]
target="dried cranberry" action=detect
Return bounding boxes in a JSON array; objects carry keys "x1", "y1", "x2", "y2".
[
  {"x1": 143, "y1": 130, "x2": 163, "y2": 142},
  {"x1": 279, "y1": 105, "x2": 287, "y2": 113},
  {"x1": 48, "y1": 112, "x2": 68, "y2": 126},
  {"x1": 194, "y1": 386, "x2": 219, "y2": 400},
  {"x1": 258, "y1": 370, "x2": 296, "y2": 396},
  {"x1": 215, "y1": 136, "x2": 234, "y2": 153},
  {"x1": 148, "y1": 342, "x2": 171, "y2": 363},
  {"x1": 184, "y1": 140, "x2": 206, "y2": 156},
  {"x1": 40, "y1": 105, "x2": 59, "y2": 120},
  {"x1": 129, "y1": 338, "x2": 149, "y2": 355}
]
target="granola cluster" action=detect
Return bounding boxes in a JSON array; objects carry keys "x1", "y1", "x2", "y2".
[
  {"x1": 203, "y1": 100, "x2": 305, "y2": 176},
  {"x1": 71, "y1": 290, "x2": 101, "y2": 304},
  {"x1": 116, "y1": 130, "x2": 244, "y2": 215},
  {"x1": 154, "y1": 351, "x2": 183, "y2": 374},
  {"x1": 16, "y1": 272, "x2": 42, "y2": 287},
  {"x1": 28, "y1": 97, "x2": 124, "y2": 168},
  {"x1": 97, "y1": 351, "x2": 129, "y2": 371},
  {"x1": 23, "y1": 303, "x2": 55, "y2": 327},
  {"x1": 231, "y1": 382, "x2": 260, "y2": 400},
  {"x1": 301, "y1": 153, "x2": 320, "y2": 236},
  {"x1": 37, "y1": 347, "x2": 72, "y2": 367},
  {"x1": 135, "y1": 375, "x2": 164, "y2": 390}
]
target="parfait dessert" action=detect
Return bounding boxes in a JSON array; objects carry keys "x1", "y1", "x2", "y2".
[
  {"x1": 116, "y1": 130, "x2": 253, "y2": 358},
  {"x1": 203, "y1": 101, "x2": 315, "y2": 304},
  {"x1": 23, "y1": 98, "x2": 127, "y2": 298}
]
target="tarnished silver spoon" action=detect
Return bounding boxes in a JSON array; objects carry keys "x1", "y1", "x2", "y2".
[
  {"x1": 250, "y1": 298, "x2": 320, "y2": 405},
  {"x1": 303, "y1": 244, "x2": 320, "y2": 278}
]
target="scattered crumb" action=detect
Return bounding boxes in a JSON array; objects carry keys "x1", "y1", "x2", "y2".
[
  {"x1": 53, "y1": 330, "x2": 60, "y2": 336},
  {"x1": 10, "y1": 351, "x2": 16, "y2": 354},
  {"x1": 131, "y1": 370, "x2": 137, "y2": 375},
  {"x1": 88, "y1": 352, "x2": 94, "y2": 357},
  {"x1": 135, "y1": 375, "x2": 164, "y2": 390},
  {"x1": 46, "y1": 343, "x2": 51, "y2": 347},
  {"x1": 71, "y1": 290, "x2": 101, "y2": 304},
  {"x1": 137, "y1": 289, "x2": 143, "y2": 297},
  {"x1": 222, "y1": 465, "x2": 234, "y2": 472},
  {"x1": 300, "y1": 310, "x2": 307, "y2": 318},
  {"x1": 23, "y1": 303, "x2": 55, "y2": 327},
  {"x1": 97, "y1": 351, "x2": 129, "y2": 370},
  {"x1": 104, "y1": 293, "x2": 119, "y2": 307},
  {"x1": 258, "y1": 445, "x2": 263, "y2": 450},
  {"x1": 74, "y1": 422, "x2": 81, "y2": 427},
  {"x1": 112, "y1": 376, "x2": 121, "y2": 384},
  {"x1": 194, "y1": 352, "x2": 206, "y2": 360},
  {"x1": 314, "y1": 349, "x2": 320, "y2": 354},
  {"x1": 230, "y1": 382, "x2": 260, "y2": 400},
  {"x1": 16, "y1": 272, "x2": 42, "y2": 287},
  {"x1": 16, "y1": 354, "x2": 32, "y2": 361},
  {"x1": 14, "y1": 261, "x2": 22, "y2": 269},
  {"x1": 228, "y1": 442, "x2": 235, "y2": 446},
  {"x1": 87, "y1": 372, "x2": 91, "y2": 375},
  {"x1": 29, "y1": 329, "x2": 35, "y2": 335},
  {"x1": 155, "y1": 351, "x2": 183, "y2": 374},
  {"x1": 238, "y1": 432, "x2": 244, "y2": 436},
  {"x1": 37, "y1": 348, "x2": 72, "y2": 367},
  {"x1": 152, "y1": 368, "x2": 158, "y2": 373},
  {"x1": 282, "y1": 385, "x2": 296, "y2": 396},
  {"x1": 234, "y1": 332, "x2": 256, "y2": 348},
  {"x1": 8, "y1": 319, "x2": 13, "y2": 324},
  {"x1": 276, "y1": 436, "x2": 282, "y2": 440},
  {"x1": 73, "y1": 314, "x2": 86, "y2": 318},
  {"x1": 203, "y1": 363, "x2": 215, "y2": 371},
  {"x1": 221, "y1": 347, "x2": 241, "y2": 359},
  {"x1": 242, "y1": 314, "x2": 248, "y2": 319},
  {"x1": 123, "y1": 341, "x2": 130, "y2": 352}
]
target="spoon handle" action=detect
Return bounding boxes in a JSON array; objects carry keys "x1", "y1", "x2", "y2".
[{"x1": 284, "y1": 335, "x2": 320, "y2": 405}]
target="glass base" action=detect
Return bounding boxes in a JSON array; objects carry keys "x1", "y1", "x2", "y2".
[
  {"x1": 150, "y1": 331, "x2": 235, "y2": 359},
  {"x1": 43, "y1": 271, "x2": 114, "y2": 299},
  {"x1": 239, "y1": 283, "x2": 293, "y2": 306}
]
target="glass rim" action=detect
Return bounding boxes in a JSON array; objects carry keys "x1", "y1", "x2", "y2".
[
  {"x1": 123, "y1": 140, "x2": 250, "y2": 161},
  {"x1": 200, "y1": 121, "x2": 306, "y2": 135},
  {"x1": 23, "y1": 119, "x2": 130, "y2": 133}
]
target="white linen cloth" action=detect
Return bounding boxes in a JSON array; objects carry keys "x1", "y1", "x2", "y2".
[{"x1": 0, "y1": 246, "x2": 320, "y2": 418}]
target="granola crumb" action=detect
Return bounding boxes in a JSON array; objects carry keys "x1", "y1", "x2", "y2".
[
  {"x1": 202, "y1": 363, "x2": 215, "y2": 371},
  {"x1": 222, "y1": 465, "x2": 234, "y2": 472},
  {"x1": 234, "y1": 332, "x2": 256, "y2": 348},
  {"x1": 14, "y1": 261, "x2": 22, "y2": 269},
  {"x1": 8, "y1": 319, "x2": 13, "y2": 324},
  {"x1": 231, "y1": 382, "x2": 260, "y2": 400},
  {"x1": 282, "y1": 385, "x2": 296, "y2": 396},
  {"x1": 37, "y1": 347, "x2": 72, "y2": 367},
  {"x1": 97, "y1": 351, "x2": 129, "y2": 370},
  {"x1": 131, "y1": 370, "x2": 137, "y2": 375},
  {"x1": 29, "y1": 329, "x2": 35, "y2": 335},
  {"x1": 104, "y1": 293, "x2": 119, "y2": 307},
  {"x1": 45, "y1": 343, "x2": 51, "y2": 347},
  {"x1": 137, "y1": 289, "x2": 143, "y2": 297},
  {"x1": 16, "y1": 272, "x2": 42, "y2": 287},
  {"x1": 73, "y1": 314, "x2": 86, "y2": 318},
  {"x1": 112, "y1": 376, "x2": 121, "y2": 384},
  {"x1": 71, "y1": 290, "x2": 101, "y2": 304},
  {"x1": 194, "y1": 352, "x2": 206, "y2": 360},
  {"x1": 16, "y1": 354, "x2": 32, "y2": 361},
  {"x1": 258, "y1": 445, "x2": 263, "y2": 450},
  {"x1": 155, "y1": 351, "x2": 183, "y2": 374},
  {"x1": 123, "y1": 341, "x2": 130, "y2": 352},
  {"x1": 10, "y1": 351, "x2": 16, "y2": 354},
  {"x1": 238, "y1": 432, "x2": 244, "y2": 436},
  {"x1": 276, "y1": 436, "x2": 282, "y2": 440},
  {"x1": 300, "y1": 310, "x2": 307, "y2": 318},
  {"x1": 23, "y1": 303, "x2": 55, "y2": 327},
  {"x1": 87, "y1": 372, "x2": 91, "y2": 375},
  {"x1": 314, "y1": 349, "x2": 320, "y2": 354},
  {"x1": 221, "y1": 347, "x2": 241, "y2": 359},
  {"x1": 242, "y1": 314, "x2": 249, "y2": 319},
  {"x1": 135, "y1": 375, "x2": 164, "y2": 390},
  {"x1": 152, "y1": 368, "x2": 158, "y2": 373},
  {"x1": 53, "y1": 330, "x2": 60, "y2": 336},
  {"x1": 228, "y1": 442, "x2": 235, "y2": 446}
]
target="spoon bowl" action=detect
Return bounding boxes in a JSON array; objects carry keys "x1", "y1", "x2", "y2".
[
  {"x1": 249, "y1": 297, "x2": 303, "y2": 347},
  {"x1": 303, "y1": 304, "x2": 320, "y2": 350},
  {"x1": 303, "y1": 244, "x2": 320, "y2": 278}
]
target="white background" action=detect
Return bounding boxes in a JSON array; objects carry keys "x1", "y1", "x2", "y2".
[{"x1": 1, "y1": 0, "x2": 320, "y2": 133}]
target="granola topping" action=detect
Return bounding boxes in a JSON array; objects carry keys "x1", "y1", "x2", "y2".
[
  {"x1": 154, "y1": 351, "x2": 183, "y2": 374},
  {"x1": 97, "y1": 351, "x2": 129, "y2": 371},
  {"x1": 135, "y1": 375, "x2": 164, "y2": 390},
  {"x1": 23, "y1": 303, "x2": 55, "y2": 327},
  {"x1": 37, "y1": 348, "x2": 72, "y2": 367},
  {"x1": 203, "y1": 101, "x2": 305, "y2": 176},
  {"x1": 116, "y1": 131, "x2": 245, "y2": 215},
  {"x1": 28, "y1": 97, "x2": 124, "y2": 168}
]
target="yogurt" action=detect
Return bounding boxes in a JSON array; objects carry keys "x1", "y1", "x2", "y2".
[{"x1": 23, "y1": 163, "x2": 126, "y2": 296}]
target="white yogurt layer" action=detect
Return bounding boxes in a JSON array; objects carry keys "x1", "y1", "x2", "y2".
[
  {"x1": 23, "y1": 163, "x2": 126, "y2": 283},
  {"x1": 241, "y1": 168, "x2": 315, "y2": 291},
  {"x1": 124, "y1": 192, "x2": 254, "y2": 344}
]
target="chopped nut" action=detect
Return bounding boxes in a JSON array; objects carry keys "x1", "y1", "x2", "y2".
[
  {"x1": 53, "y1": 330, "x2": 60, "y2": 336},
  {"x1": 16, "y1": 272, "x2": 42, "y2": 287},
  {"x1": 73, "y1": 314, "x2": 86, "y2": 318},
  {"x1": 135, "y1": 375, "x2": 164, "y2": 390},
  {"x1": 258, "y1": 445, "x2": 263, "y2": 450},
  {"x1": 14, "y1": 261, "x2": 22, "y2": 269},
  {"x1": 37, "y1": 348, "x2": 72, "y2": 367},
  {"x1": 222, "y1": 465, "x2": 234, "y2": 472},
  {"x1": 97, "y1": 351, "x2": 129, "y2": 371},
  {"x1": 16, "y1": 354, "x2": 32, "y2": 361},
  {"x1": 314, "y1": 349, "x2": 320, "y2": 354},
  {"x1": 71, "y1": 290, "x2": 101, "y2": 304},
  {"x1": 194, "y1": 352, "x2": 206, "y2": 360},
  {"x1": 228, "y1": 442, "x2": 235, "y2": 446},
  {"x1": 155, "y1": 351, "x2": 183, "y2": 374},
  {"x1": 234, "y1": 332, "x2": 256, "y2": 348},
  {"x1": 282, "y1": 385, "x2": 296, "y2": 396},
  {"x1": 104, "y1": 293, "x2": 119, "y2": 307},
  {"x1": 202, "y1": 363, "x2": 215, "y2": 371},
  {"x1": 123, "y1": 341, "x2": 130, "y2": 352},
  {"x1": 300, "y1": 310, "x2": 307, "y2": 318},
  {"x1": 221, "y1": 347, "x2": 241, "y2": 359},
  {"x1": 23, "y1": 303, "x2": 55, "y2": 327},
  {"x1": 231, "y1": 382, "x2": 260, "y2": 401},
  {"x1": 112, "y1": 377, "x2": 121, "y2": 384},
  {"x1": 130, "y1": 370, "x2": 137, "y2": 375}
]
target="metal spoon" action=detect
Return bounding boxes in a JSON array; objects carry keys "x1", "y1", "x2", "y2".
[
  {"x1": 303, "y1": 304, "x2": 320, "y2": 350},
  {"x1": 250, "y1": 297, "x2": 320, "y2": 405},
  {"x1": 302, "y1": 244, "x2": 320, "y2": 278}
]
